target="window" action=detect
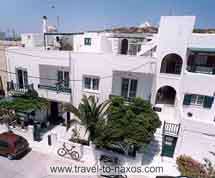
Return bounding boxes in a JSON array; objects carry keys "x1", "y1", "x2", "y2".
[
  {"x1": 83, "y1": 76, "x2": 99, "y2": 90},
  {"x1": 84, "y1": 38, "x2": 91, "y2": 46},
  {"x1": 16, "y1": 68, "x2": 28, "y2": 89},
  {"x1": 0, "y1": 140, "x2": 9, "y2": 149},
  {"x1": 57, "y1": 71, "x2": 70, "y2": 88},
  {"x1": 121, "y1": 78, "x2": 138, "y2": 99},
  {"x1": 164, "y1": 137, "x2": 174, "y2": 146},
  {"x1": 190, "y1": 94, "x2": 205, "y2": 106},
  {"x1": 184, "y1": 94, "x2": 214, "y2": 108}
]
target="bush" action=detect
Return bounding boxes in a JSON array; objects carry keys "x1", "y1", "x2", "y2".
[{"x1": 176, "y1": 155, "x2": 208, "y2": 178}]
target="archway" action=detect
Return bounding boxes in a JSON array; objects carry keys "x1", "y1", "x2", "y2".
[
  {"x1": 121, "y1": 39, "x2": 128, "y2": 55},
  {"x1": 160, "y1": 54, "x2": 183, "y2": 74},
  {"x1": 156, "y1": 86, "x2": 176, "y2": 105}
]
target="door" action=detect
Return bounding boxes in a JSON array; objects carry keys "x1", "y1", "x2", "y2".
[
  {"x1": 16, "y1": 69, "x2": 28, "y2": 89},
  {"x1": 121, "y1": 39, "x2": 128, "y2": 55},
  {"x1": 161, "y1": 136, "x2": 177, "y2": 157},
  {"x1": 17, "y1": 69, "x2": 24, "y2": 88},
  {"x1": 50, "y1": 101, "x2": 59, "y2": 124}
]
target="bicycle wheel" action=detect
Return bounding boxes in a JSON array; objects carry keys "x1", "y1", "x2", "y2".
[
  {"x1": 71, "y1": 151, "x2": 80, "y2": 160},
  {"x1": 57, "y1": 148, "x2": 67, "y2": 157}
]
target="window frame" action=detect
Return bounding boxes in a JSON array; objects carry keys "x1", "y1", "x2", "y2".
[
  {"x1": 15, "y1": 67, "x2": 28, "y2": 89},
  {"x1": 190, "y1": 94, "x2": 205, "y2": 106},
  {"x1": 0, "y1": 140, "x2": 9, "y2": 149},
  {"x1": 57, "y1": 70, "x2": 70, "y2": 88},
  {"x1": 121, "y1": 78, "x2": 138, "y2": 99},
  {"x1": 83, "y1": 75, "x2": 100, "y2": 91},
  {"x1": 84, "y1": 38, "x2": 92, "y2": 46}
]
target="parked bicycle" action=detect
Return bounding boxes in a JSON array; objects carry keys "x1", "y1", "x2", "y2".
[{"x1": 57, "y1": 142, "x2": 80, "y2": 161}]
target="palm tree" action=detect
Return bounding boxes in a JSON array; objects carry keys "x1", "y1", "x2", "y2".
[{"x1": 63, "y1": 95, "x2": 110, "y2": 140}]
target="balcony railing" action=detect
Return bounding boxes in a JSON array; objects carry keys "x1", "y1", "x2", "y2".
[
  {"x1": 162, "y1": 121, "x2": 180, "y2": 137},
  {"x1": 38, "y1": 84, "x2": 71, "y2": 94},
  {"x1": 187, "y1": 65, "x2": 215, "y2": 75},
  {"x1": 7, "y1": 81, "x2": 34, "y2": 96}
]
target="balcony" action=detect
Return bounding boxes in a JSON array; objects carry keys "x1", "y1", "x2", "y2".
[
  {"x1": 38, "y1": 84, "x2": 71, "y2": 94},
  {"x1": 187, "y1": 65, "x2": 215, "y2": 75},
  {"x1": 7, "y1": 81, "x2": 33, "y2": 96},
  {"x1": 162, "y1": 121, "x2": 180, "y2": 137},
  {"x1": 187, "y1": 48, "x2": 215, "y2": 75}
]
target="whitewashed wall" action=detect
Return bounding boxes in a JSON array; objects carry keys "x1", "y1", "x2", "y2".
[
  {"x1": 152, "y1": 16, "x2": 196, "y2": 105},
  {"x1": 6, "y1": 47, "x2": 155, "y2": 107},
  {"x1": 175, "y1": 118, "x2": 215, "y2": 162}
]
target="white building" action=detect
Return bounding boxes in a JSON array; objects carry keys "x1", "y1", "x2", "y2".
[{"x1": 5, "y1": 16, "x2": 215, "y2": 163}]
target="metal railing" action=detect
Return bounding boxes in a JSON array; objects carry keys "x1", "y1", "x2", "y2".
[
  {"x1": 7, "y1": 81, "x2": 33, "y2": 95},
  {"x1": 187, "y1": 65, "x2": 215, "y2": 74},
  {"x1": 38, "y1": 84, "x2": 72, "y2": 93},
  {"x1": 163, "y1": 121, "x2": 180, "y2": 137}
]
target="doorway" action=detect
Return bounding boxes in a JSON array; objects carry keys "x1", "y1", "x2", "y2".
[
  {"x1": 50, "y1": 101, "x2": 59, "y2": 124},
  {"x1": 161, "y1": 135, "x2": 177, "y2": 157},
  {"x1": 121, "y1": 39, "x2": 128, "y2": 55},
  {"x1": 16, "y1": 68, "x2": 28, "y2": 89}
]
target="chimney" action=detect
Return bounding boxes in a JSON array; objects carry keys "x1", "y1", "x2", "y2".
[{"x1": 43, "y1": 16, "x2": 48, "y2": 33}]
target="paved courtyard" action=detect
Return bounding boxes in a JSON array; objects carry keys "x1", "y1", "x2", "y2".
[
  {"x1": 0, "y1": 150, "x2": 97, "y2": 178},
  {"x1": 0, "y1": 149, "x2": 154, "y2": 178}
]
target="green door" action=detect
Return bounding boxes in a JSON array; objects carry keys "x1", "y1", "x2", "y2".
[{"x1": 161, "y1": 136, "x2": 177, "y2": 157}]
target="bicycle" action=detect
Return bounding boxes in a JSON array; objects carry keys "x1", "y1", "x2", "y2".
[{"x1": 57, "y1": 142, "x2": 80, "y2": 161}]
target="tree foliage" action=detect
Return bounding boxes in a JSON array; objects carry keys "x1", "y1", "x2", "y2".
[
  {"x1": 66, "y1": 96, "x2": 161, "y2": 154},
  {"x1": 93, "y1": 97, "x2": 161, "y2": 151},
  {"x1": 0, "y1": 97, "x2": 48, "y2": 112},
  {"x1": 0, "y1": 96, "x2": 48, "y2": 129},
  {"x1": 63, "y1": 95, "x2": 110, "y2": 140}
]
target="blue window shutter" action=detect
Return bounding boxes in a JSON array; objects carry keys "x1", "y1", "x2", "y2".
[
  {"x1": 203, "y1": 96, "x2": 214, "y2": 108},
  {"x1": 183, "y1": 94, "x2": 192, "y2": 105}
]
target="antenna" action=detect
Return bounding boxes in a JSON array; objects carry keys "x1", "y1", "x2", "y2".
[
  {"x1": 50, "y1": 3, "x2": 60, "y2": 32},
  {"x1": 57, "y1": 16, "x2": 60, "y2": 32},
  {"x1": 169, "y1": 8, "x2": 173, "y2": 16}
]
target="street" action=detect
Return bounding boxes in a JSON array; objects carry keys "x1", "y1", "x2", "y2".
[{"x1": 0, "y1": 150, "x2": 97, "y2": 178}]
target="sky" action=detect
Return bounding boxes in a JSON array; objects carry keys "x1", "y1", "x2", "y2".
[{"x1": 0, "y1": 0, "x2": 215, "y2": 34}]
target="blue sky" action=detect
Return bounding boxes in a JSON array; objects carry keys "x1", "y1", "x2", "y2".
[{"x1": 0, "y1": 0, "x2": 215, "y2": 33}]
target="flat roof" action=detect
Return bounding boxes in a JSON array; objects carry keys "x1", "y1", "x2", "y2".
[{"x1": 44, "y1": 32, "x2": 84, "y2": 36}]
